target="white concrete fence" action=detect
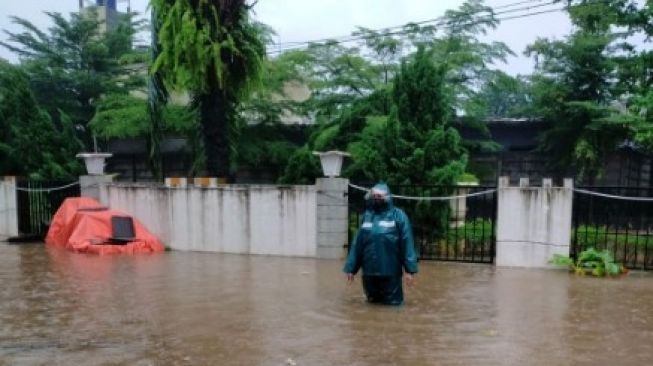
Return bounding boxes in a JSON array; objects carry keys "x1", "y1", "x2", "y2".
[
  {"x1": 94, "y1": 176, "x2": 349, "y2": 258},
  {"x1": 0, "y1": 175, "x2": 575, "y2": 268},
  {"x1": 0, "y1": 177, "x2": 18, "y2": 238},
  {"x1": 496, "y1": 177, "x2": 573, "y2": 268},
  {"x1": 102, "y1": 181, "x2": 320, "y2": 257}
]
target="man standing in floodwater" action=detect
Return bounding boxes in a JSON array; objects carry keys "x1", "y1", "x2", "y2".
[{"x1": 344, "y1": 182, "x2": 419, "y2": 305}]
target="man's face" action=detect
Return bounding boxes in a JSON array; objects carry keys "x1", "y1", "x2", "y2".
[{"x1": 371, "y1": 189, "x2": 387, "y2": 209}]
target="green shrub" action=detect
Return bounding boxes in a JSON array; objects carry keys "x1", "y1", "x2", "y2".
[
  {"x1": 458, "y1": 173, "x2": 479, "y2": 184},
  {"x1": 574, "y1": 225, "x2": 653, "y2": 248},
  {"x1": 446, "y1": 218, "x2": 493, "y2": 244},
  {"x1": 549, "y1": 248, "x2": 626, "y2": 277}
]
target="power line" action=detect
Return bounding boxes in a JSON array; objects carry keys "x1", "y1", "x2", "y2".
[
  {"x1": 268, "y1": 1, "x2": 562, "y2": 54},
  {"x1": 266, "y1": 0, "x2": 564, "y2": 55},
  {"x1": 267, "y1": 0, "x2": 613, "y2": 55},
  {"x1": 270, "y1": 0, "x2": 551, "y2": 48},
  {"x1": 267, "y1": 6, "x2": 563, "y2": 55}
]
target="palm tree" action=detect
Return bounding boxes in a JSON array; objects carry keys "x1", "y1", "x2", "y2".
[{"x1": 151, "y1": 0, "x2": 266, "y2": 179}]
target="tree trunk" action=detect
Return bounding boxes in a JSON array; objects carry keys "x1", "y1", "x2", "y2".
[
  {"x1": 147, "y1": 88, "x2": 164, "y2": 181},
  {"x1": 199, "y1": 90, "x2": 231, "y2": 179},
  {"x1": 147, "y1": 7, "x2": 167, "y2": 181}
]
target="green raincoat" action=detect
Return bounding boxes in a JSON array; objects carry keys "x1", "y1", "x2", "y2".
[{"x1": 344, "y1": 182, "x2": 418, "y2": 304}]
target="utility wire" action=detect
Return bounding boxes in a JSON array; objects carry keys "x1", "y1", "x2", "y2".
[
  {"x1": 268, "y1": 7, "x2": 563, "y2": 55},
  {"x1": 348, "y1": 183, "x2": 497, "y2": 201},
  {"x1": 574, "y1": 188, "x2": 653, "y2": 202},
  {"x1": 266, "y1": 0, "x2": 613, "y2": 55},
  {"x1": 270, "y1": 0, "x2": 551, "y2": 48},
  {"x1": 267, "y1": 0, "x2": 568, "y2": 55}
]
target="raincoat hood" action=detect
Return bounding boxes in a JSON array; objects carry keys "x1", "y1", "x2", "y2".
[{"x1": 365, "y1": 182, "x2": 394, "y2": 209}]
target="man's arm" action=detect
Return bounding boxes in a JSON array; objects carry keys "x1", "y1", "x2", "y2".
[
  {"x1": 343, "y1": 228, "x2": 364, "y2": 276},
  {"x1": 398, "y1": 209, "x2": 418, "y2": 274}
]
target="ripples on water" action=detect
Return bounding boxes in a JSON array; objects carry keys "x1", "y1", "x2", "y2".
[{"x1": 1, "y1": 243, "x2": 652, "y2": 365}]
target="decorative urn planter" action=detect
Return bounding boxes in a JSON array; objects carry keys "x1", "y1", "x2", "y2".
[
  {"x1": 76, "y1": 153, "x2": 112, "y2": 175},
  {"x1": 312, "y1": 150, "x2": 351, "y2": 177}
]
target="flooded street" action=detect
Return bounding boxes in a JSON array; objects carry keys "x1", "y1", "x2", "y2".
[{"x1": 1, "y1": 244, "x2": 653, "y2": 366}]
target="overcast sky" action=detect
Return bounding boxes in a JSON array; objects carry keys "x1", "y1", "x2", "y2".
[{"x1": 0, "y1": 0, "x2": 575, "y2": 75}]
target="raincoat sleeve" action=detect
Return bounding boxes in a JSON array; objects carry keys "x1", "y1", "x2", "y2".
[
  {"x1": 397, "y1": 209, "x2": 418, "y2": 274},
  {"x1": 343, "y1": 227, "x2": 364, "y2": 274}
]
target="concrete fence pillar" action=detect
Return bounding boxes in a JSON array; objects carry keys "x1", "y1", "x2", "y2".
[
  {"x1": 0, "y1": 176, "x2": 19, "y2": 238},
  {"x1": 496, "y1": 176, "x2": 574, "y2": 268},
  {"x1": 80, "y1": 175, "x2": 114, "y2": 205},
  {"x1": 315, "y1": 178, "x2": 349, "y2": 259}
]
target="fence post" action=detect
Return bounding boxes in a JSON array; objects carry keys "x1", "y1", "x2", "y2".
[
  {"x1": 0, "y1": 177, "x2": 19, "y2": 238},
  {"x1": 80, "y1": 175, "x2": 114, "y2": 205},
  {"x1": 496, "y1": 176, "x2": 574, "y2": 268},
  {"x1": 315, "y1": 177, "x2": 349, "y2": 259}
]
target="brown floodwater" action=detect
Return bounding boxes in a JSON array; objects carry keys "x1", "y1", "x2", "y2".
[{"x1": 1, "y1": 243, "x2": 653, "y2": 366}]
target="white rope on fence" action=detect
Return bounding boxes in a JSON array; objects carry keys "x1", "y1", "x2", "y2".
[
  {"x1": 497, "y1": 239, "x2": 570, "y2": 248},
  {"x1": 573, "y1": 188, "x2": 653, "y2": 202},
  {"x1": 348, "y1": 183, "x2": 497, "y2": 201},
  {"x1": 14, "y1": 181, "x2": 80, "y2": 193}
]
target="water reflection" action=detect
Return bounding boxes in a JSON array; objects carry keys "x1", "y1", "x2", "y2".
[{"x1": 1, "y1": 244, "x2": 652, "y2": 365}]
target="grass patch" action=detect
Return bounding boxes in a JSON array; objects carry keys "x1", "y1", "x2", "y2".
[
  {"x1": 446, "y1": 218, "x2": 494, "y2": 244},
  {"x1": 574, "y1": 225, "x2": 653, "y2": 248}
]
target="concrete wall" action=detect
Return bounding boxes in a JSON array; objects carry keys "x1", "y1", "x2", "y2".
[
  {"x1": 104, "y1": 183, "x2": 318, "y2": 257},
  {"x1": 496, "y1": 177, "x2": 573, "y2": 268},
  {"x1": 0, "y1": 177, "x2": 18, "y2": 238},
  {"x1": 316, "y1": 178, "x2": 349, "y2": 259},
  {"x1": 81, "y1": 175, "x2": 114, "y2": 204}
]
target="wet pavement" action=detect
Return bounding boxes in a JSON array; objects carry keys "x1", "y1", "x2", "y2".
[{"x1": 1, "y1": 243, "x2": 653, "y2": 366}]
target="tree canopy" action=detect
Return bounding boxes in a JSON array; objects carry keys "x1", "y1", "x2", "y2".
[
  {"x1": 1, "y1": 10, "x2": 144, "y2": 148},
  {"x1": 0, "y1": 61, "x2": 82, "y2": 179},
  {"x1": 2, "y1": 0, "x2": 653, "y2": 186},
  {"x1": 525, "y1": 0, "x2": 649, "y2": 181},
  {"x1": 0, "y1": 9, "x2": 144, "y2": 178},
  {"x1": 277, "y1": 0, "x2": 510, "y2": 184},
  {"x1": 151, "y1": 0, "x2": 267, "y2": 178}
]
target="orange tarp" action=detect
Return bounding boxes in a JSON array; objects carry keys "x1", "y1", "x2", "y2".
[
  {"x1": 45, "y1": 196, "x2": 103, "y2": 246},
  {"x1": 45, "y1": 197, "x2": 165, "y2": 255}
]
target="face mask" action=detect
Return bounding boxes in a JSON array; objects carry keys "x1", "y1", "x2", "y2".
[{"x1": 372, "y1": 199, "x2": 387, "y2": 211}]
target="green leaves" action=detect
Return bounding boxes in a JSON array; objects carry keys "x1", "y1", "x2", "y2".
[
  {"x1": 576, "y1": 248, "x2": 624, "y2": 277},
  {"x1": 393, "y1": 47, "x2": 451, "y2": 131},
  {"x1": 383, "y1": 46, "x2": 466, "y2": 187},
  {"x1": 1, "y1": 9, "x2": 144, "y2": 150},
  {"x1": 278, "y1": 146, "x2": 321, "y2": 185},
  {"x1": 550, "y1": 254, "x2": 575, "y2": 267},
  {"x1": 523, "y1": 1, "x2": 653, "y2": 181},
  {"x1": 151, "y1": 0, "x2": 267, "y2": 177},
  {"x1": 470, "y1": 71, "x2": 532, "y2": 118},
  {"x1": 0, "y1": 61, "x2": 83, "y2": 179},
  {"x1": 277, "y1": 1, "x2": 509, "y2": 185},
  {"x1": 549, "y1": 248, "x2": 626, "y2": 277},
  {"x1": 526, "y1": 5, "x2": 626, "y2": 181},
  {"x1": 89, "y1": 94, "x2": 196, "y2": 139},
  {"x1": 152, "y1": 0, "x2": 265, "y2": 96}
]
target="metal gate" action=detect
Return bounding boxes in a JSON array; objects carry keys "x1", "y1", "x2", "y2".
[
  {"x1": 348, "y1": 184, "x2": 497, "y2": 263},
  {"x1": 16, "y1": 179, "x2": 81, "y2": 237},
  {"x1": 572, "y1": 186, "x2": 653, "y2": 270}
]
